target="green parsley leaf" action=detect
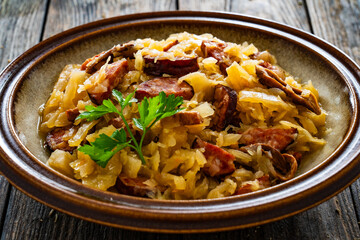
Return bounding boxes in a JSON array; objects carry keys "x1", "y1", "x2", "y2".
[
  {"x1": 78, "y1": 128, "x2": 129, "y2": 168},
  {"x1": 78, "y1": 89, "x2": 184, "y2": 167}
]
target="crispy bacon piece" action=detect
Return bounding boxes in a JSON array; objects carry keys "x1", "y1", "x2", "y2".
[
  {"x1": 240, "y1": 144, "x2": 298, "y2": 181},
  {"x1": 46, "y1": 127, "x2": 75, "y2": 152},
  {"x1": 81, "y1": 41, "x2": 135, "y2": 74},
  {"x1": 235, "y1": 175, "x2": 271, "y2": 195},
  {"x1": 135, "y1": 77, "x2": 194, "y2": 101},
  {"x1": 256, "y1": 65, "x2": 321, "y2": 114},
  {"x1": 65, "y1": 107, "x2": 80, "y2": 122},
  {"x1": 177, "y1": 111, "x2": 203, "y2": 125},
  {"x1": 212, "y1": 84, "x2": 238, "y2": 131},
  {"x1": 88, "y1": 59, "x2": 128, "y2": 105},
  {"x1": 163, "y1": 40, "x2": 179, "y2": 52},
  {"x1": 201, "y1": 40, "x2": 232, "y2": 75},
  {"x1": 239, "y1": 127, "x2": 298, "y2": 151},
  {"x1": 193, "y1": 138, "x2": 235, "y2": 177},
  {"x1": 116, "y1": 175, "x2": 159, "y2": 197},
  {"x1": 143, "y1": 55, "x2": 199, "y2": 76}
]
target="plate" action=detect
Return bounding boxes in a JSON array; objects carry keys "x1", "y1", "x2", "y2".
[{"x1": 0, "y1": 11, "x2": 360, "y2": 233}]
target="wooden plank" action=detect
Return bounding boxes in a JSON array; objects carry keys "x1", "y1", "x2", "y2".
[
  {"x1": 178, "y1": 0, "x2": 231, "y2": 11},
  {"x1": 306, "y1": 0, "x2": 360, "y2": 226},
  {"x1": 0, "y1": 0, "x2": 47, "y2": 236},
  {"x1": 178, "y1": 0, "x2": 310, "y2": 31},
  {"x1": 43, "y1": 0, "x2": 176, "y2": 39}
]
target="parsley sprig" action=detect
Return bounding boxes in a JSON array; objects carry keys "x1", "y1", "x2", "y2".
[{"x1": 76, "y1": 90, "x2": 184, "y2": 167}]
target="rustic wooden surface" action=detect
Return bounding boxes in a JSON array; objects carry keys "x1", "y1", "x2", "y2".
[{"x1": 0, "y1": 0, "x2": 360, "y2": 239}]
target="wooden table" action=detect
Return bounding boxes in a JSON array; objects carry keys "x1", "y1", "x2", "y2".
[{"x1": 0, "y1": 0, "x2": 359, "y2": 239}]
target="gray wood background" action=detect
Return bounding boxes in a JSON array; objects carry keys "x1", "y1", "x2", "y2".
[{"x1": 0, "y1": 0, "x2": 359, "y2": 239}]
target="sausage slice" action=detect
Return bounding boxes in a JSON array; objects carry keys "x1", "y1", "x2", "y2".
[
  {"x1": 193, "y1": 138, "x2": 235, "y2": 177},
  {"x1": 135, "y1": 77, "x2": 194, "y2": 101},
  {"x1": 201, "y1": 40, "x2": 232, "y2": 75},
  {"x1": 212, "y1": 84, "x2": 238, "y2": 131},
  {"x1": 143, "y1": 55, "x2": 199, "y2": 76},
  {"x1": 46, "y1": 127, "x2": 75, "y2": 152},
  {"x1": 239, "y1": 127, "x2": 298, "y2": 152},
  {"x1": 88, "y1": 59, "x2": 128, "y2": 105},
  {"x1": 116, "y1": 175, "x2": 161, "y2": 197}
]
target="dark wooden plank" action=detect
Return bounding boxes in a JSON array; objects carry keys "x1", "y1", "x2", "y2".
[
  {"x1": 43, "y1": 0, "x2": 177, "y2": 39},
  {"x1": 179, "y1": 0, "x2": 310, "y2": 31},
  {"x1": 306, "y1": 0, "x2": 360, "y2": 226},
  {"x1": 0, "y1": 0, "x2": 47, "y2": 236}
]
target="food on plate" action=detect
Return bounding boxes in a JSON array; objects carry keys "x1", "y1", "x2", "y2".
[{"x1": 39, "y1": 32, "x2": 326, "y2": 200}]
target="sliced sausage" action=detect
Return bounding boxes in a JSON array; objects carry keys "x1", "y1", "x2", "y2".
[
  {"x1": 256, "y1": 65, "x2": 321, "y2": 114},
  {"x1": 81, "y1": 41, "x2": 136, "y2": 74},
  {"x1": 239, "y1": 127, "x2": 298, "y2": 152},
  {"x1": 193, "y1": 138, "x2": 235, "y2": 177},
  {"x1": 177, "y1": 111, "x2": 204, "y2": 125},
  {"x1": 66, "y1": 107, "x2": 80, "y2": 122},
  {"x1": 212, "y1": 84, "x2": 238, "y2": 131},
  {"x1": 88, "y1": 59, "x2": 128, "y2": 105},
  {"x1": 250, "y1": 51, "x2": 276, "y2": 65},
  {"x1": 135, "y1": 77, "x2": 194, "y2": 101},
  {"x1": 116, "y1": 175, "x2": 161, "y2": 197},
  {"x1": 201, "y1": 40, "x2": 232, "y2": 75},
  {"x1": 143, "y1": 55, "x2": 199, "y2": 76},
  {"x1": 46, "y1": 127, "x2": 75, "y2": 152}
]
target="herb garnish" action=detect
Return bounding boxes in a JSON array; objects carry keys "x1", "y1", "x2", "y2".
[{"x1": 76, "y1": 90, "x2": 184, "y2": 167}]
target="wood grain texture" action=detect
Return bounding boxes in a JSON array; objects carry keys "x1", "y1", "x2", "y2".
[
  {"x1": 178, "y1": 0, "x2": 231, "y2": 11},
  {"x1": 43, "y1": 0, "x2": 176, "y2": 39},
  {"x1": 179, "y1": 0, "x2": 310, "y2": 31},
  {"x1": 306, "y1": 0, "x2": 360, "y2": 226},
  {"x1": 0, "y1": 0, "x2": 47, "y2": 236}
]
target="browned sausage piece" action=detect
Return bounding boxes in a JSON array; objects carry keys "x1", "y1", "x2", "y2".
[
  {"x1": 212, "y1": 84, "x2": 238, "y2": 131},
  {"x1": 234, "y1": 175, "x2": 271, "y2": 195},
  {"x1": 66, "y1": 107, "x2": 80, "y2": 122},
  {"x1": 135, "y1": 77, "x2": 194, "y2": 101},
  {"x1": 81, "y1": 42, "x2": 136, "y2": 74},
  {"x1": 116, "y1": 175, "x2": 161, "y2": 197},
  {"x1": 143, "y1": 55, "x2": 199, "y2": 77},
  {"x1": 88, "y1": 59, "x2": 128, "y2": 105},
  {"x1": 201, "y1": 40, "x2": 232, "y2": 75},
  {"x1": 239, "y1": 127, "x2": 298, "y2": 152},
  {"x1": 46, "y1": 127, "x2": 75, "y2": 152},
  {"x1": 250, "y1": 51, "x2": 276, "y2": 65},
  {"x1": 193, "y1": 138, "x2": 235, "y2": 177},
  {"x1": 177, "y1": 111, "x2": 203, "y2": 125},
  {"x1": 256, "y1": 65, "x2": 321, "y2": 115}
]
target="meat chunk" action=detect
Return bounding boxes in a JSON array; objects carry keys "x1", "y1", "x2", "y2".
[
  {"x1": 193, "y1": 138, "x2": 235, "y2": 177},
  {"x1": 201, "y1": 40, "x2": 232, "y2": 75},
  {"x1": 240, "y1": 144, "x2": 298, "y2": 181},
  {"x1": 239, "y1": 127, "x2": 298, "y2": 151},
  {"x1": 46, "y1": 127, "x2": 75, "y2": 152},
  {"x1": 81, "y1": 41, "x2": 136, "y2": 74},
  {"x1": 65, "y1": 107, "x2": 80, "y2": 122},
  {"x1": 116, "y1": 175, "x2": 160, "y2": 197},
  {"x1": 163, "y1": 39, "x2": 179, "y2": 52},
  {"x1": 212, "y1": 84, "x2": 238, "y2": 131},
  {"x1": 135, "y1": 77, "x2": 194, "y2": 101},
  {"x1": 177, "y1": 111, "x2": 203, "y2": 125},
  {"x1": 88, "y1": 59, "x2": 128, "y2": 105},
  {"x1": 143, "y1": 55, "x2": 199, "y2": 76},
  {"x1": 256, "y1": 65, "x2": 321, "y2": 114},
  {"x1": 234, "y1": 175, "x2": 271, "y2": 195},
  {"x1": 108, "y1": 117, "x2": 137, "y2": 137}
]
